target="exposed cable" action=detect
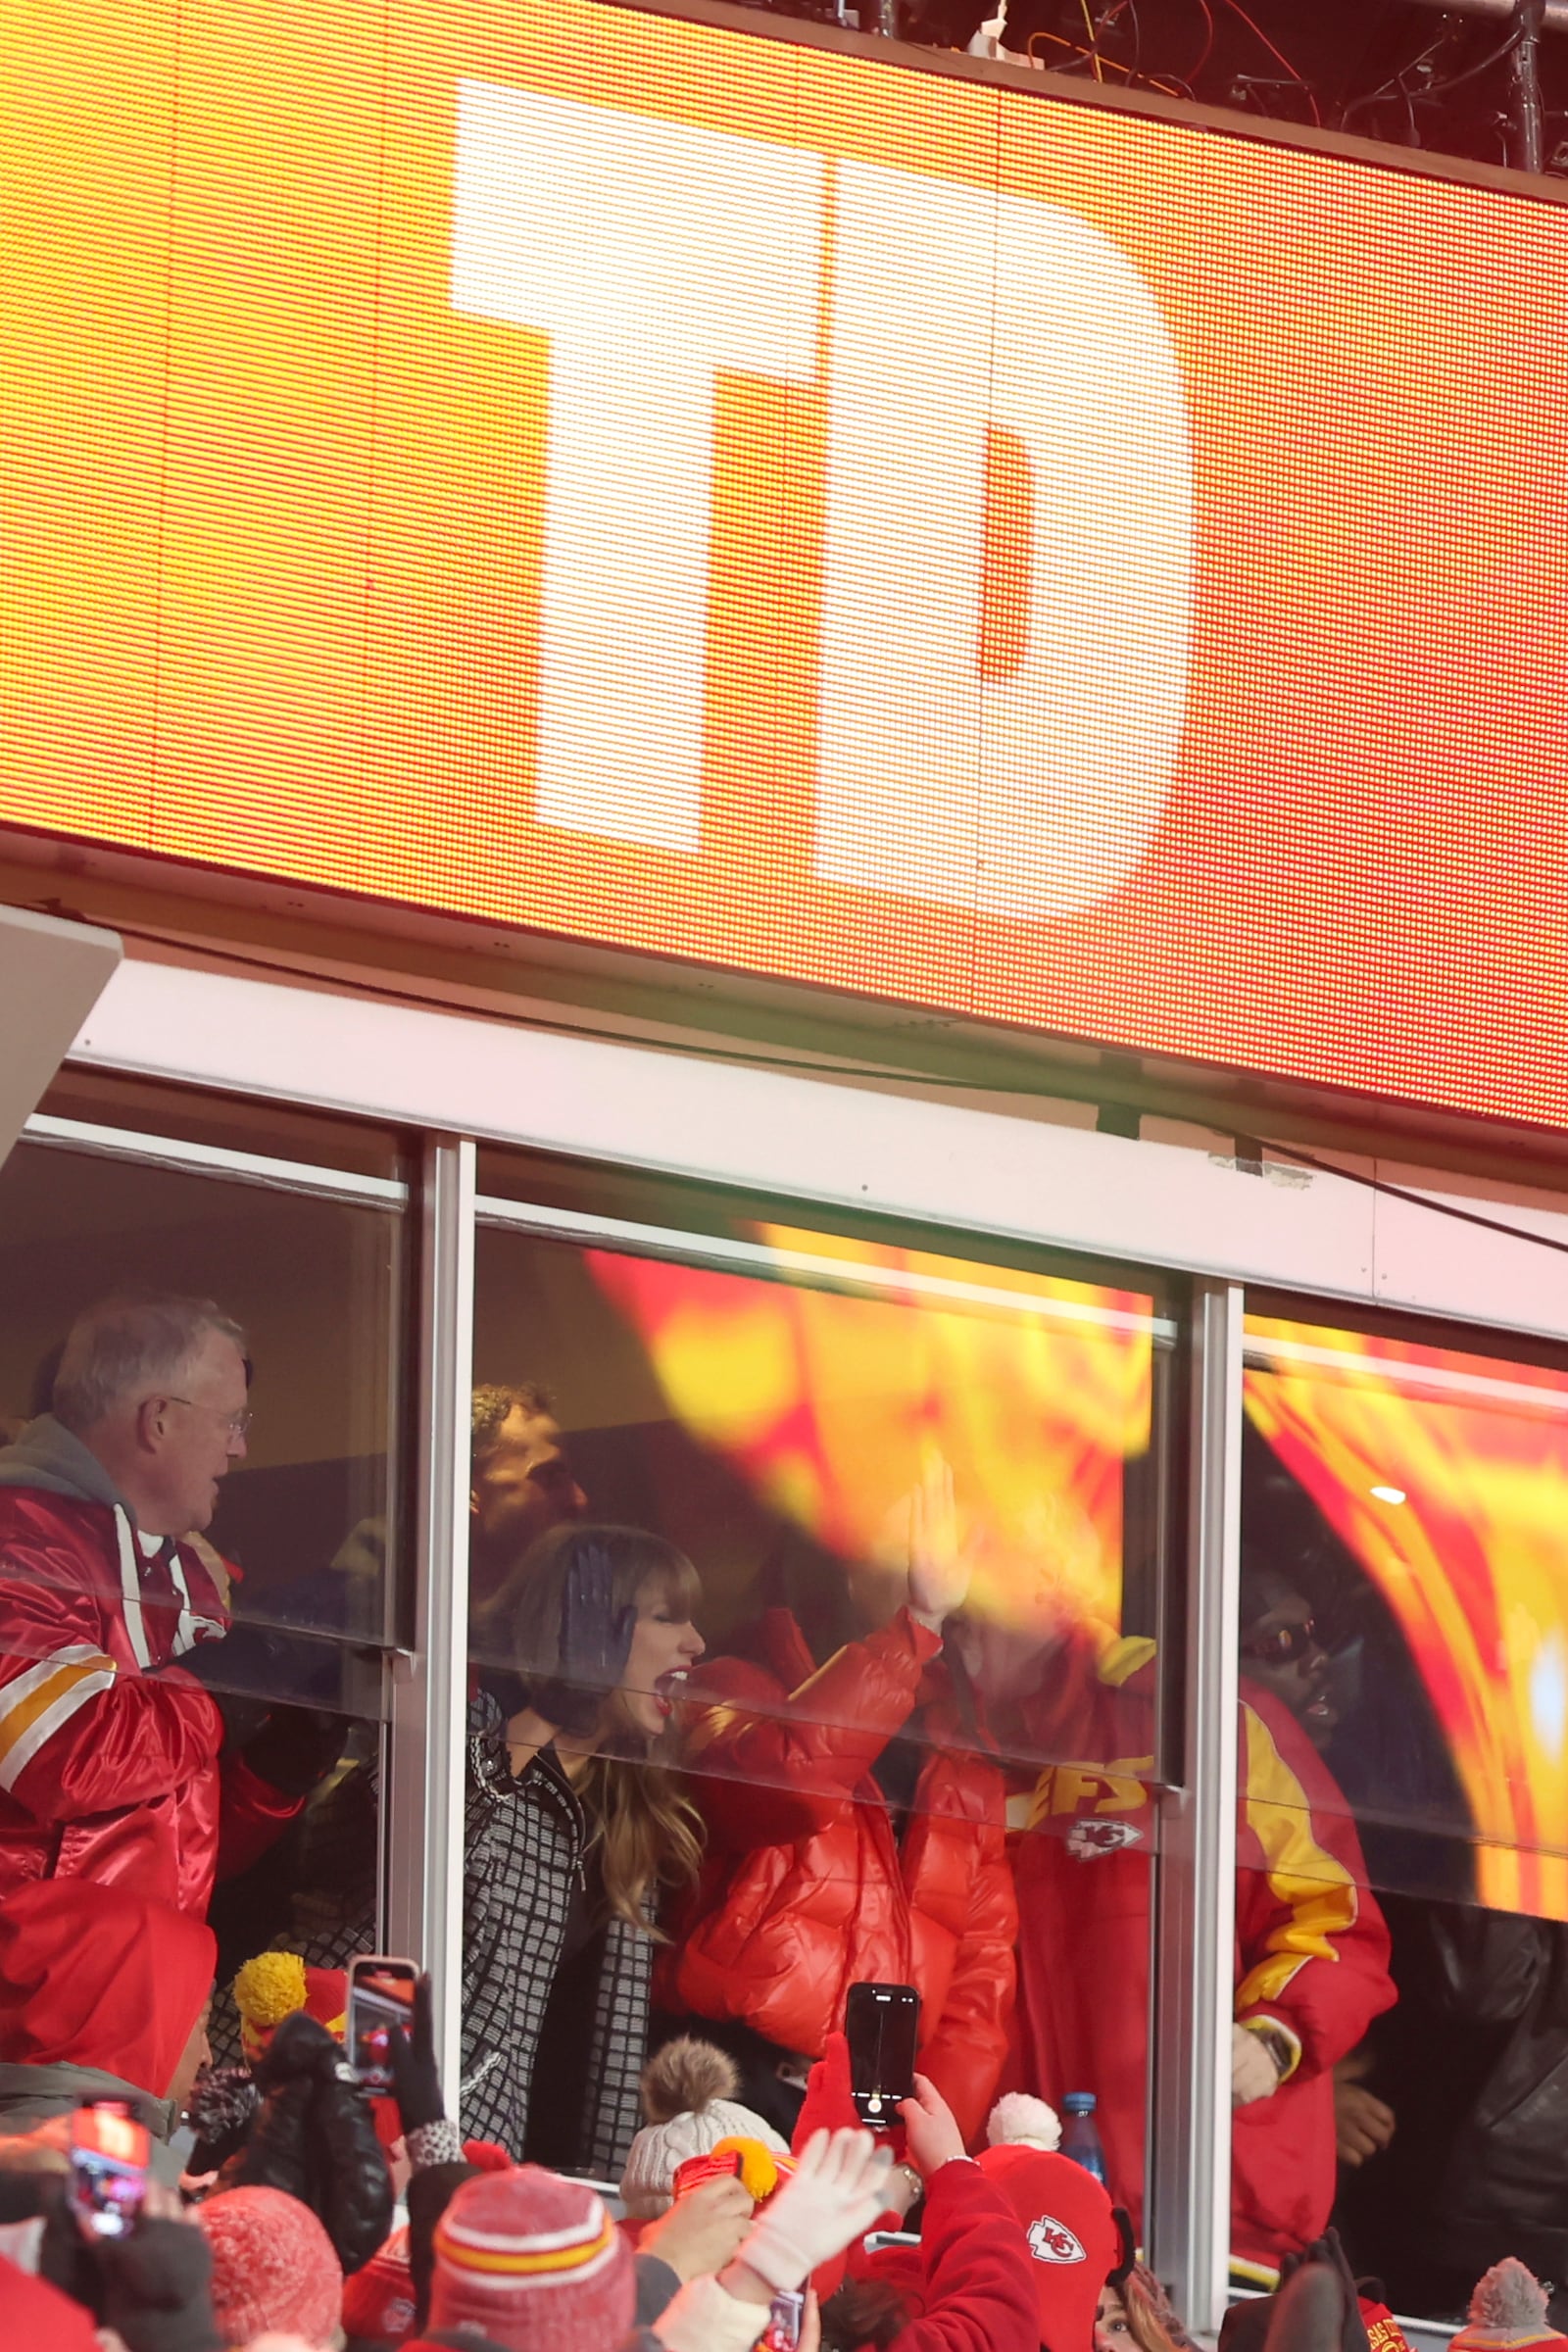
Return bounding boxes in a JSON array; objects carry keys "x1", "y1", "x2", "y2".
[
  {"x1": 1338, "y1": 31, "x2": 1447, "y2": 134},
  {"x1": 1077, "y1": 0, "x2": 1104, "y2": 80},
  {"x1": 1220, "y1": 0, "x2": 1321, "y2": 123},
  {"x1": 1026, "y1": 24, "x2": 1186, "y2": 93},
  {"x1": 1419, "y1": 12, "x2": 1535, "y2": 104},
  {"x1": 1257, "y1": 1139, "x2": 1568, "y2": 1263},
  {"x1": 1188, "y1": 0, "x2": 1216, "y2": 84}
]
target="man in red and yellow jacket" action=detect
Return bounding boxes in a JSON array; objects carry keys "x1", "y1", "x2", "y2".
[{"x1": 1001, "y1": 1575, "x2": 1393, "y2": 2275}]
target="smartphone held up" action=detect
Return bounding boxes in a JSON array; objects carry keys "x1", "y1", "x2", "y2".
[
  {"x1": 845, "y1": 1981, "x2": 920, "y2": 2129},
  {"x1": 347, "y1": 1955, "x2": 418, "y2": 2094},
  {"x1": 70, "y1": 2101, "x2": 149, "y2": 2239},
  {"x1": 763, "y1": 2288, "x2": 806, "y2": 2352}
]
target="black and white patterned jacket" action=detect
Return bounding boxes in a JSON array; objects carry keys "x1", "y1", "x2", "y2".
[
  {"x1": 459, "y1": 1689, "x2": 650, "y2": 2171},
  {"x1": 279, "y1": 1692, "x2": 651, "y2": 2174}
]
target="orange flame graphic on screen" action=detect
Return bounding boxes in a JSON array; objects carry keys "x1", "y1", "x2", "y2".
[
  {"x1": 586, "y1": 1229, "x2": 1152, "y2": 1641},
  {"x1": 1246, "y1": 1316, "x2": 1568, "y2": 1920}
]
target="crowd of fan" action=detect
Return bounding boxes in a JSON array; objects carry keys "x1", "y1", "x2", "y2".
[
  {"x1": 0, "y1": 1897, "x2": 1558, "y2": 2352},
  {"x1": 0, "y1": 1294, "x2": 1561, "y2": 2349}
]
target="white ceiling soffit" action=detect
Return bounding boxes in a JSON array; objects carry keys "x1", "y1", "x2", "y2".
[
  {"x1": 0, "y1": 906, "x2": 122, "y2": 1168},
  {"x1": 65, "y1": 954, "x2": 1568, "y2": 1346}
]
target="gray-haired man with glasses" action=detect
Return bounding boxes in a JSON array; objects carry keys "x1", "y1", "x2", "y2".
[{"x1": 0, "y1": 1291, "x2": 307, "y2": 1917}]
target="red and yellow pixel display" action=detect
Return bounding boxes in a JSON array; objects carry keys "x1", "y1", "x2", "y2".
[
  {"x1": 1249, "y1": 1316, "x2": 1568, "y2": 1916},
  {"x1": 5, "y1": 1, "x2": 1568, "y2": 1128}
]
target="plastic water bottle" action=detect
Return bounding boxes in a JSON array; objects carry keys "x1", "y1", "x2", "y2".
[{"x1": 1061, "y1": 2091, "x2": 1108, "y2": 2185}]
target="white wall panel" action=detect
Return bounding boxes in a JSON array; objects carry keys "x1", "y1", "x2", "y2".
[{"x1": 65, "y1": 956, "x2": 1568, "y2": 1341}]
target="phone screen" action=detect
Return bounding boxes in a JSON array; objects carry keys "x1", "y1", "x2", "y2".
[
  {"x1": 347, "y1": 1957, "x2": 417, "y2": 2093},
  {"x1": 763, "y1": 2289, "x2": 805, "y2": 2352},
  {"x1": 845, "y1": 1981, "x2": 920, "y2": 2128},
  {"x1": 70, "y1": 2104, "x2": 149, "y2": 2239}
]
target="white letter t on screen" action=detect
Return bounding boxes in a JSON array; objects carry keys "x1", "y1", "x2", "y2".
[{"x1": 451, "y1": 83, "x2": 819, "y2": 853}]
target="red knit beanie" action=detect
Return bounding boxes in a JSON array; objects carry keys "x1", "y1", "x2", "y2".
[
  {"x1": 976, "y1": 2133, "x2": 1121, "y2": 2352},
  {"x1": 341, "y1": 2225, "x2": 416, "y2": 2348},
  {"x1": 429, "y1": 2168, "x2": 635, "y2": 2352},
  {"x1": 197, "y1": 2185, "x2": 342, "y2": 2350}
]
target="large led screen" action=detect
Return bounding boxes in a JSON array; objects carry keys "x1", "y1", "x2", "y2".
[
  {"x1": 5, "y1": 2, "x2": 1568, "y2": 1129},
  {"x1": 1246, "y1": 1315, "x2": 1568, "y2": 1920}
]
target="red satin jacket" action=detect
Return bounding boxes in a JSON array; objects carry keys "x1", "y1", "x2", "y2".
[
  {"x1": 662, "y1": 1607, "x2": 1018, "y2": 2146},
  {"x1": 1006, "y1": 1638, "x2": 1394, "y2": 2269},
  {"x1": 0, "y1": 1488, "x2": 295, "y2": 1914}
]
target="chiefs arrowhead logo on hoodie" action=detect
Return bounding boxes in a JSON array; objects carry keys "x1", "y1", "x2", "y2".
[{"x1": 1028, "y1": 2216, "x2": 1087, "y2": 2264}]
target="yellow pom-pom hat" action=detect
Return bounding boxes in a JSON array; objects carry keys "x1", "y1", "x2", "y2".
[{"x1": 232, "y1": 1950, "x2": 348, "y2": 2065}]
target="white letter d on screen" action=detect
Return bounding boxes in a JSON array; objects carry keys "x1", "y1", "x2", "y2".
[
  {"x1": 815, "y1": 162, "x2": 1193, "y2": 922},
  {"x1": 452, "y1": 98, "x2": 1190, "y2": 916}
]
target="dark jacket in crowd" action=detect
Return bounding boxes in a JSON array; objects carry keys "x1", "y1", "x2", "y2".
[
  {"x1": 220, "y1": 2009, "x2": 393, "y2": 2275},
  {"x1": 1408, "y1": 1906, "x2": 1568, "y2": 2294}
]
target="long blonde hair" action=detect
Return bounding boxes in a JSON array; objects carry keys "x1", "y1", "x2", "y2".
[
  {"x1": 480, "y1": 1523, "x2": 705, "y2": 1934},
  {"x1": 576, "y1": 1747, "x2": 703, "y2": 1934}
]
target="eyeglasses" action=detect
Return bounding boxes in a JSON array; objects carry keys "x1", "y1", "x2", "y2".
[
  {"x1": 165, "y1": 1396, "x2": 254, "y2": 1441},
  {"x1": 1241, "y1": 1617, "x2": 1317, "y2": 1666}
]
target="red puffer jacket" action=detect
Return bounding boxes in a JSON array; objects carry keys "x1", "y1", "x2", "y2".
[
  {"x1": 0, "y1": 1486, "x2": 296, "y2": 1914},
  {"x1": 663, "y1": 1607, "x2": 1017, "y2": 2146}
]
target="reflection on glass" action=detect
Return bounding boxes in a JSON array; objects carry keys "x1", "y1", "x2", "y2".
[
  {"x1": 0, "y1": 1124, "x2": 404, "y2": 2074},
  {"x1": 1242, "y1": 1309, "x2": 1568, "y2": 2310},
  {"x1": 0, "y1": 1140, "x2": 402, "y2": 1677},
  {"x1": 472, "y1": 1218, "x2": 1166, "y2": 1768},
  {"x1": 470, "y1": 1207, "x2": 1169, "y2": 2195},
  {"x1": 1246, "y1": 1314, "x2": 1568, "y2": 1913}
]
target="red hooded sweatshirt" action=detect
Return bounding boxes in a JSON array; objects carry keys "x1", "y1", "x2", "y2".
[
  {"x1": 0, "y1": 1878, "x2": 216, "y2": 2128},
  {"x1": 855, "y1": 2162, "x2": 1042, "y2": 2352}
]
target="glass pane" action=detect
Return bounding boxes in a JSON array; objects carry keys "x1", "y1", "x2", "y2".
[
  {"x1": 1237, "y1": 1306, "x2": 1568, "y2": 2299},
  {"x1": 0, "y1": 1123, "x2": 406, "y2": 2072},
  {"x1": 453, "y1": 1191, "x2": 1169, "y2": 2178},
  {"x1": 38, "y1": 1064, "x2": 407, "y2": 1185},
  {"x1": 469, "y1": 1214, "x2": 1171, "y2": 1774},
  {"x1": 0, "y1": 1137, "x2": 404, "y2": 1672}
]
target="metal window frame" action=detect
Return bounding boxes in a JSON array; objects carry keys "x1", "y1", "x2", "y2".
[
  {"x1": 23, "y1": 1109, "x2": 408, "y2": 1207},
  {"x1": 1150, "y1": 1280, "x2": 1243, "y2": 2333},
  {"x1": 384, "y1": 1136, "x2": 475, "y2": 2098},
  {"x1": 475, "y1": 1186, "x2": 1180, "y2": 1341}
]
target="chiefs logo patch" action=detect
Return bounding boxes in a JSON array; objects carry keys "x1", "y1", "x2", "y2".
[
  {"x1": 1067, "y1": 1819, "x2": 1145, "y2": 1861},
  {"x1": 1028, "y1": 2216, "x2": 1087, "y2": 2265}
]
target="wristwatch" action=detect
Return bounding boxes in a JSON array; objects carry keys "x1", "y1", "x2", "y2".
[
  {"x1": 893, "y1": 2160, "x2": 924, "y2": 2207},
  {"x1": 1243, "y1": 2021, "x2": 1298, "y2": 2081}
]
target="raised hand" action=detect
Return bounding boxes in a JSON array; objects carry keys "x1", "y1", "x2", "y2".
[{"x1": 534, "y1": 1540, "x2": 638, "y2": 1735}]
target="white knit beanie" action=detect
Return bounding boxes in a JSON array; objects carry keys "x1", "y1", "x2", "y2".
[{"x1": 619, "y1": 2039, "x2": 790, "y2": 2219}]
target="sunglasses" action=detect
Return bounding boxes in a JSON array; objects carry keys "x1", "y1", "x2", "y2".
[{"x1": 1241, "y1": 1617, "x2": 1318, "y2": 1666}]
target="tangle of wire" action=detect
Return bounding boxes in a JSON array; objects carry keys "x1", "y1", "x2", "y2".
[
  {"x1": 1029, "y1": 0, "x2": 1320, "y2": 120},
  {"x1": 1028, "y1": 0, "x2": 1190, "y2": 101},
  {"x1": 1338, "y1": 12, "x2": 1544, "y2": 162}
]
